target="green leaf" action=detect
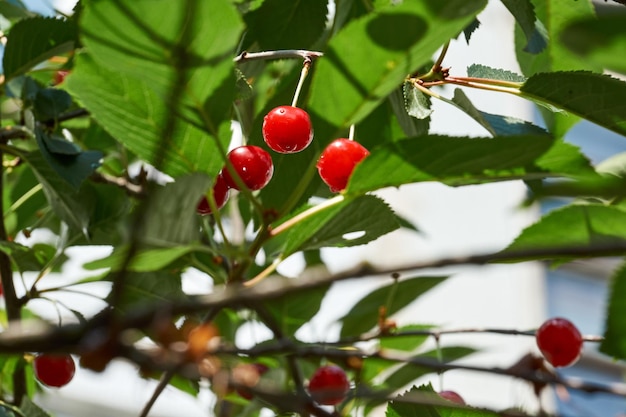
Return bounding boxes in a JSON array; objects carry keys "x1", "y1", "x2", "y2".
[
  {"x1": 340, "y1": 276, "x2": 447, "y2": 337},
  {"x1": 262, "y1": 279, "x2": 330, "y2": 336},
  {"x1": 520, "y1": 71, "x2": 626, "y2": 137},
  {"x1": 389, "y1": 86, "x2": 430, "y2": 138},
  {"x1": 0, "y1": 0, "x2": 33, "y2": 21},
  {"x1": 83, "y1": 245, "x2": 199, "y2": 272},
  {"x1": 19, "y1": 397, "x2": 50, "y2": 417},
  {"x1": 463, "y1": 18, "x2": 481, "y2": 43},
  {"x1": 380, "y1": 325, "x2": 433, "y2": 352},
  {"x1": 347, "y1": 134, "x2": 575, "y2": 194},
  {"x1": 79, "y1": 0, "x2": 242, "y2": 131},
  {"x1": 560, "y1": 15, "x2": 626, "y2": 75},
  {"x1": 500, "y1": 0, "x2": 546, "y2": 53},
  {"x1": 280, "y1": 195, "x2": 400, "y2": 256},
  {"x1": 140, "y1": 173, "x2": 212, "y2": 246},
  {"x1": 501, "y1": 204, "x2": 626, "y2": 261},
  {"x1": 35, "y1": 128, "x2": 102, "y2": 190},
  {"x1": 466, "y1": 64, "x2": 526, "y2": 83},
  {"x1": 22, "y1": 151, "x2": 92, "y2": 235},
  {"x1": 2, "y1": 16, "x2": 77, "y2": 80},
  {"x1": 308, "y1": 0, "x2": 487, "y2": 133},
  {"x1": 243, "y1": 0, "x2": 328, "y2": 49},
  {"x1": 107, "y1": 271, "x2": 187, "y2": 313},
  {"x1": 32, "y1": 88, "x2": 72, "y2": 121},
  {"x1": 600, "y1": 261, "x2": 626, "y2": 359},
  {"x1": 65, "y1": 54, "x2": 231, "y2": 177},
  {"x1": 403, "y1": 82, "x2": 432, "y2": 120},
  {"x1": 514, "y1": 0, "x2": 599, "y2": 138}
]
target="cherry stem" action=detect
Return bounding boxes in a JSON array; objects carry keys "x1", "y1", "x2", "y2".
[
  {"x1": 431, "y1": 41, "x2": 450, "y2": 73},
  {"x1": 270, "y1": 194, "x2": 345, "y2": 237},
  {"x1": 291, "y1": 57, "x2": 312, "y2": 107},
  {"x1": 348, "y1": 124, "x2": 356, "y2": 141},
  {"x1": 234, "y1": 49, "x2": 323, "y2": 64}
]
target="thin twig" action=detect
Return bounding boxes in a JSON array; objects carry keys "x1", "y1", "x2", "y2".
[{"x1": 234, "y1": 50, "x2": 323, "y2": 64}]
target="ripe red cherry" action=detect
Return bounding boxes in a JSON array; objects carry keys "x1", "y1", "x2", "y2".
[
  {"x1": 317, "y1": 138, "x2": 369, "y2": 192},
  {"x1": 439, "y1": 390, "x2": 465, "y2": 405},
  {"x1": 536, "y1": 317, "x2": 583, "y2": 367},
  {"x1": 307, "y1": 365, "x2": 350, "y2": 406},
  {"x1": 33, "y1": 354, "x2": 76, "y2": 387},
  {"x1": 197, "y1": 173, "x2": 230, "y2": 215},
  {"x1": 262, "y1": 106, "x2": 313, "y2": 153},
  {"x1": 222, "y1": 145, "x2": 273, "y2": 191}
]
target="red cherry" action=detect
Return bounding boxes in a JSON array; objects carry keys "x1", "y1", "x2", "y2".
[
  {"x1": 33, "y1": 354, "x2": 76, "y2": 387},
  {"x1": 439, "y1": 390, "x2": 465, "y2": 405},
  {"x1": 536, "y1": 317, "x2": 583, "y2": 367},
  {"x1": 222, "y1": 146, "x2": 274, "y2": 191},
  {"x1": 317, "y1": 139, "x2": 369, "y2": 192},
  {"x1": 262, "y1": 106, "x2": 313, "y2": 153},
  {"x1": 197, "y1": 173, "x2": 230, "y2": 215},
  {"x1": 237, "y1": 363, "x2": 270, "y2": 400},
  {"x1": 307, "y1": 365, "x2": 350, "y2": 406}
]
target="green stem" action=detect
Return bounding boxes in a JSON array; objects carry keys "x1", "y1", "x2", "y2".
[
  {"x1": 432, "y1": 41, "x2": 450, "y2": 73},
  {"x1": 270, "y1": 194, "x2": 345, "y2": 237},
  {"x1": 243, "y1": 256, "x2": 283, "y2": 287},
  {"x1": 291, "y1": 58, "x2": 312, "y2": 107},
  {"x1": 3, "y1": 183, "x2": 42, "y2": 218},
  {"x1": 447, "y1": 75, "x2": 523, "y2": 89}
]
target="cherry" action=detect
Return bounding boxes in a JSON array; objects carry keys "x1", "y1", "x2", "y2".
[
  {"x1": 439, "y1": 390, "x2": 465, "y2": 405},
  {"x1": 237, "y1": 363, "x2": 270, "y2": 400},
  {"x1": 307, "y1": 365, "x2": 350, "y2": 406},
  {"x1": 222, "y1": 145, "x2": 273, "y2": 191},
  {"x1": 197, "y1": 173, "x2": 230, "y2": 215},
  {"x1": 317, "y1": 138, "x2": 369, "y2": 192},
  {"x1": 33, "y1": 353, "x2": 76, "y2": 387},
  {"x1": 262, "y1": 106, "x2": 313, "y2": 153},
  {"x1": 536, "y1": 317, "x2": 583, "y2": 367}
]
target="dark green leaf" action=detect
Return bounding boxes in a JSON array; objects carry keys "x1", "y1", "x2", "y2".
[
  {"x1": 463, "y1": 18, "x2": 481, "y2": 43},
  {"x1": 347, "y1": 135, "x2": 574, "y2": 194},
  {"x1": 65, "y1": 54, "x2": 231, "y2": 177},
  {"x1": 466, "y1": 64, "x2": 525, "y2": 83},
  {"x1": 561, "y1": 15, "x2": 626, "y2": 75},
  {"x1": 22, "y1": 150, "x2": 92, "y2": 235},
  {"x1": 244, "y1": 0, "x2": 328, "y2": 49},
  {"x1": 262, "y1": 279, "x2": 330, "y2": 336},
  {"x1": 107, "y1": 271, "x2": 187, "y2": 313},
  {"x1": 308, "y1": 0, "x2": 487, "y2": 135},
  {"x1": 500, "y1": 0, "x2": 547, "y2": 53},
  {"x1": 281, "y1": 195, "x2": 400, "y2": 256},
  {"x1": 32, "y1": 88, "x2": 72, "y2": 121},
  {"x1": 140, "y1": 173, "x2": 211, "y2": 245},
  {"x1": 2, "y1": 16, "x2": 77, "y2": 80},
  {"x1": 502, "y1": 204, "x2": 626, "y2": 261},
  {"x1": 340, "y1": 276, "x2": 447, "y2": 337},
  {"x1": 35, "y1": 128, "x2": 102, "y2": 190},
  {"x1": 0, "y1": 0, "x2": 33, "y2": 20},
  {"x1": 521, "y1": 71, "x2": 626, "y2": 137},
  {"x1": 600, "y1": 261, "x2": 626, "y2": 359}
]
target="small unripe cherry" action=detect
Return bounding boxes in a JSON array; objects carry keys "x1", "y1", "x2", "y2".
[
  {"x1": 197, "y1": 173, "x2": 230, "y2": 215},
  {"x1": 536, "y1": 317, "x2": 583, "y2": 367},
  {"x1": 317, "y1": 138, "x2": 369, "y2": 192},
  {"x1": 33, "y1": 354, "x2": 76, "y2": 387},
  {"x1": 222, "y1": 145, "x2": 274, "y2": 191},
  {"x1": 236, "y1": 363, "x2": 270, "y2": 400},
  {"x1": 262, "y1": 105, "x2": 313, "y2": 153},
  {"x1": 439, "y1": 390, "x2": 465, "y2": 405},
  {"x1": 307, "y1": 365, "x2": 350, "y2": 406}
]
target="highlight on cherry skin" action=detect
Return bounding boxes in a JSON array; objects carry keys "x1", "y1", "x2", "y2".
[
  {"x1": 197, "y1": 173, "x2": 230, "y2": 215},
  {"x1": 307, "y1": 364, "x2": 350, "y2": 406},
  {"x1": 317, "y1": 138, "x2": 370, "y2": 193},
  {"x1": 221, "y1": 145, "x2": 274, "y2": 191},
  {"x1": 33, "y1": 353, "x2": 76, "y2": 388},
  {"x1": 263, "y1": 105, "x2": 313, "y2": 153},
  {"x1": 535, "y1": 317, "x2": 583, "y2": 367}
]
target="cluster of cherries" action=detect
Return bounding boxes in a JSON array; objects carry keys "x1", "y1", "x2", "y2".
[{"x1": 197, "y1": 105, "x2": 370, "y2": 214}]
